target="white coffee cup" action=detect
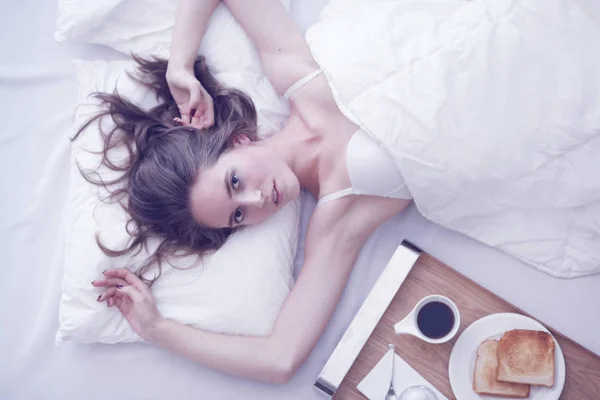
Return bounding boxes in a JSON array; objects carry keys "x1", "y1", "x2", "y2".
[{"x1": 393, "y1": 295, "x2": 460, "y2": 344}]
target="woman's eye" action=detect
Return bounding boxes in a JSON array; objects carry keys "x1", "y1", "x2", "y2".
[
  {"x1": 231, "y1": 173, "x2": 240, "y2": 190},
  {"x1": 234, "y1": 207, "x2": 244, "y2": 224}
]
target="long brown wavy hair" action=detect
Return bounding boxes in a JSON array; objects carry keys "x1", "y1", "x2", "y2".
[{"x1": 73, "y1": 55, "x2": 258, "y2": 285}]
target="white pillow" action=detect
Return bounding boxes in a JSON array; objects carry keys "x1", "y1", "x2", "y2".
[
  {"x1": 55, "y1": 0, "x2": 289, "y2": 73},
  {"x1": 56, "y1": 59, "x2": 298, "y2": 344}
]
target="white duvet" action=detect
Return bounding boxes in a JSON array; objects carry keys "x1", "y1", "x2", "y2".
[{"x1": 306, "y1": 0, "x2": 600, "y2": 278}]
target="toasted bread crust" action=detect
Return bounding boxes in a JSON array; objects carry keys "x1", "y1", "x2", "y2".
[
  {"x1": 496, "y1": 330, "x2": 555, "y2": 387},
  {"x1": 473, "y1": 340, "x2": 531, "y2": 397},
  {"x1": 476, "y1": 390, "x2": 530, "y2": 398}
]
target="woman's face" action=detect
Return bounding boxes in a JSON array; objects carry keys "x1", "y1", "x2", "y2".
[{"x1": 189, "y1": 135, "x2": 300, "y2": 228}]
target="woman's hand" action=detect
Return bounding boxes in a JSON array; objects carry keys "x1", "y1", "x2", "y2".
[
  {"x1": 92, "y1": 269, "x2": 162, "y2": 341},
  {"x1": 166, "y1": 64, "x2": 215, "y2": 129}
]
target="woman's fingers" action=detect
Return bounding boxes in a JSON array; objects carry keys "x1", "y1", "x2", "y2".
[
  {"x1": 203, "y1": 96, "x2": 215, "y2": 128},
  {"x1": 91, "y1": 277, "x2": 127, "y2": 288},
  {"x1": 178, "y1": 106, "x2": 191, "y2": 125},
  {"x1": 191, "y1": 111, "x2": 203, "y2": 128},
  {"x1": 112, "y1": 297, "x2": 123, "y2": 311},
  {"x1": 103, "y1": 269, "x2": 151, "y2": 296},
  {"x1": 170, "y1": 80, "x2": 214, "y2": 129},
  {"x1": 191, "y1": 96, "x2": 215, "y2": 129},
  {"x1": 98, "y1": 285, "x2": 142, "y2": 308},
  {"x1": 105, "y1": 285, "x2": 143, "y2": 303},
  {"x1": 97, "y1": 286, "x2": 119, "y2": 302},
  {"x1": 181, "y1": 81, "x2": 202, "y2": 128},
  {"x1": 189, "y1": 83, "x2": 216, "y2": 129},
  {"x1": 187, "y1": 81, "x2": 202, "y2": 115},
  {"x1": 116, "y1": 285, "x2": 144, "y2": 303},
  {"x1": 176, "y1": 105, "x2": 201, "y2": 128}
]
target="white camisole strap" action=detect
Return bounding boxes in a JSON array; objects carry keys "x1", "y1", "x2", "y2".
[
  {"x1": 316, "y1": 187, "x2": 355, "y2": 206},
  {"x1": 283, "y1": 69, "x2": 323, "y2": 100}
]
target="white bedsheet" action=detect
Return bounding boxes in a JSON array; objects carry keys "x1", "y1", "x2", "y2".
[
  {"x1": 1, "y1": 0, "x2": 599, "y2": 399},
  {"x1": 307, "y1": 0, "x2": 600, "y2": 278}
]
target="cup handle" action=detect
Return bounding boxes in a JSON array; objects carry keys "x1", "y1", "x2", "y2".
[{"x1": 393, "y1": 314, "x2": 419, "y2": 336}]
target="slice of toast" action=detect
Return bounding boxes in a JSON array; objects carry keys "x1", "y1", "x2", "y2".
[
  {"x1": 496, "y1": 329, "x2": 555, "y2": 387},
  {"x1": 473, "y1": 340, "x2": 531, "y2": 398}
]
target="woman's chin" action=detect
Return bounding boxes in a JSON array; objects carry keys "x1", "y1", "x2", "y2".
[{"x1": 281, "y1": 190, "x2": 300, "y2": 208}]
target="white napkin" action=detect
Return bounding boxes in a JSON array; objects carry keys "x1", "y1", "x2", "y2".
[{"x1": 357, "y1": 349, "x2": 448, "y2": 400}]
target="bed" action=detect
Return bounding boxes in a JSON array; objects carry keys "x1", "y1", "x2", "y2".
[{"x1": 1, "y1": 0, "x2": 599, "y2": 399}]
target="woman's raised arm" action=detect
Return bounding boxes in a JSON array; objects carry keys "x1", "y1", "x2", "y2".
[
  {"x1": 223, "y1": 0, "x2": 320, "y2": 95},
  {"x1": 167, "y1": 0, "x2": 219, "y2": 128},
  {"x1": 167, "y1": 0, "x2": 323, "y2": 127},
  {"x1": 169, "y1": 0, "x2": 219, "y2": 70}
]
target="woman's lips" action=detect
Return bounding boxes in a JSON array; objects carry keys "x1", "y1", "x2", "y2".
[{"x1": 274, "y1": 181, "x2": 282, "y2": 207}]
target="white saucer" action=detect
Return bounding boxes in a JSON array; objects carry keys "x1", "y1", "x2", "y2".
[{"x1": 448, "y1": 313, "x2": 565, "y2": 400}]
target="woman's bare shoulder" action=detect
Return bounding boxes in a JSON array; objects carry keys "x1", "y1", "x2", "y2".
[{"x1": 288, "y1": 77, "x2": 357, "y2": 143}]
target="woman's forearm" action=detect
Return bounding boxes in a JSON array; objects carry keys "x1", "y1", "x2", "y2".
[
  {"x1": 169, "y1": 0, "x2": 220, "y2": 69},
  {"x1": 147, "y1": 317, "x2": 292, "y2": 383}
]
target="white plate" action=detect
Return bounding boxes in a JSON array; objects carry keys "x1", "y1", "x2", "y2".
[{"x1": 448, "y1": 313, "x2": 565, "y2": 400}]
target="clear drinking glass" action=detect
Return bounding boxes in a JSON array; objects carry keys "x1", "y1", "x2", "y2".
[{"x1": 397, "y1": 385, "x2": 438, "y2": 400}]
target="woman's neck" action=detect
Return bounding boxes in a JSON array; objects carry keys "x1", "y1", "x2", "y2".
[{"x1": 260, "y1": 114, "x2": 323, "y2": 197}]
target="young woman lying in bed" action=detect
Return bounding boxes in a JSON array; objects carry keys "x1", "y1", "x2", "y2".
[{"x1": 85, "y1": 0, "x2": 411, "y2": 383}]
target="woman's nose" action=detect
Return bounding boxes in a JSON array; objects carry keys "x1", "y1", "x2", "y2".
[{"x1": 237, "y1": 189, "x2": 264, "y2": 208}]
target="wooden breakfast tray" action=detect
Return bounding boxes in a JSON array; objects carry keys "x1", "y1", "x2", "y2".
[{"x1": 333, "y1": 253, "x2": 600, "y2": 399}]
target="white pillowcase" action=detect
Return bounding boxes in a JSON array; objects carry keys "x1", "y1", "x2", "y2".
[
  {"x1": 55, "y1": 0, "x2": 289, "y2": 72},
  {"x1": 57, "y1": 58, "x2": 298, "y2": 344}
]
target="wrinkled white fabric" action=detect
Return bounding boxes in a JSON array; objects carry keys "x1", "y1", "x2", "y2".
[
  {"x1": 307, "y1": 0, "x2": 600, "y2": 277},
  {"x1": 55, "y1": 0, "x2": 289, "y2": 71}
]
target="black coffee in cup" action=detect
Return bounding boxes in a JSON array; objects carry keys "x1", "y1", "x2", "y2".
[{"x1": 416, "y1": 301, "x2": 455, "y2": 339}]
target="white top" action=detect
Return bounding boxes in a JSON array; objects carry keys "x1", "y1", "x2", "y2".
[
  {"x1": 284, "y1": 70, "x2": 413, "y2": 206},
  {"x1": 316, "y1": 128, "x2": 412, "y2": 205},
  {"x1": 283, "y1": 69, "x2": 324, "y2": 101}
]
